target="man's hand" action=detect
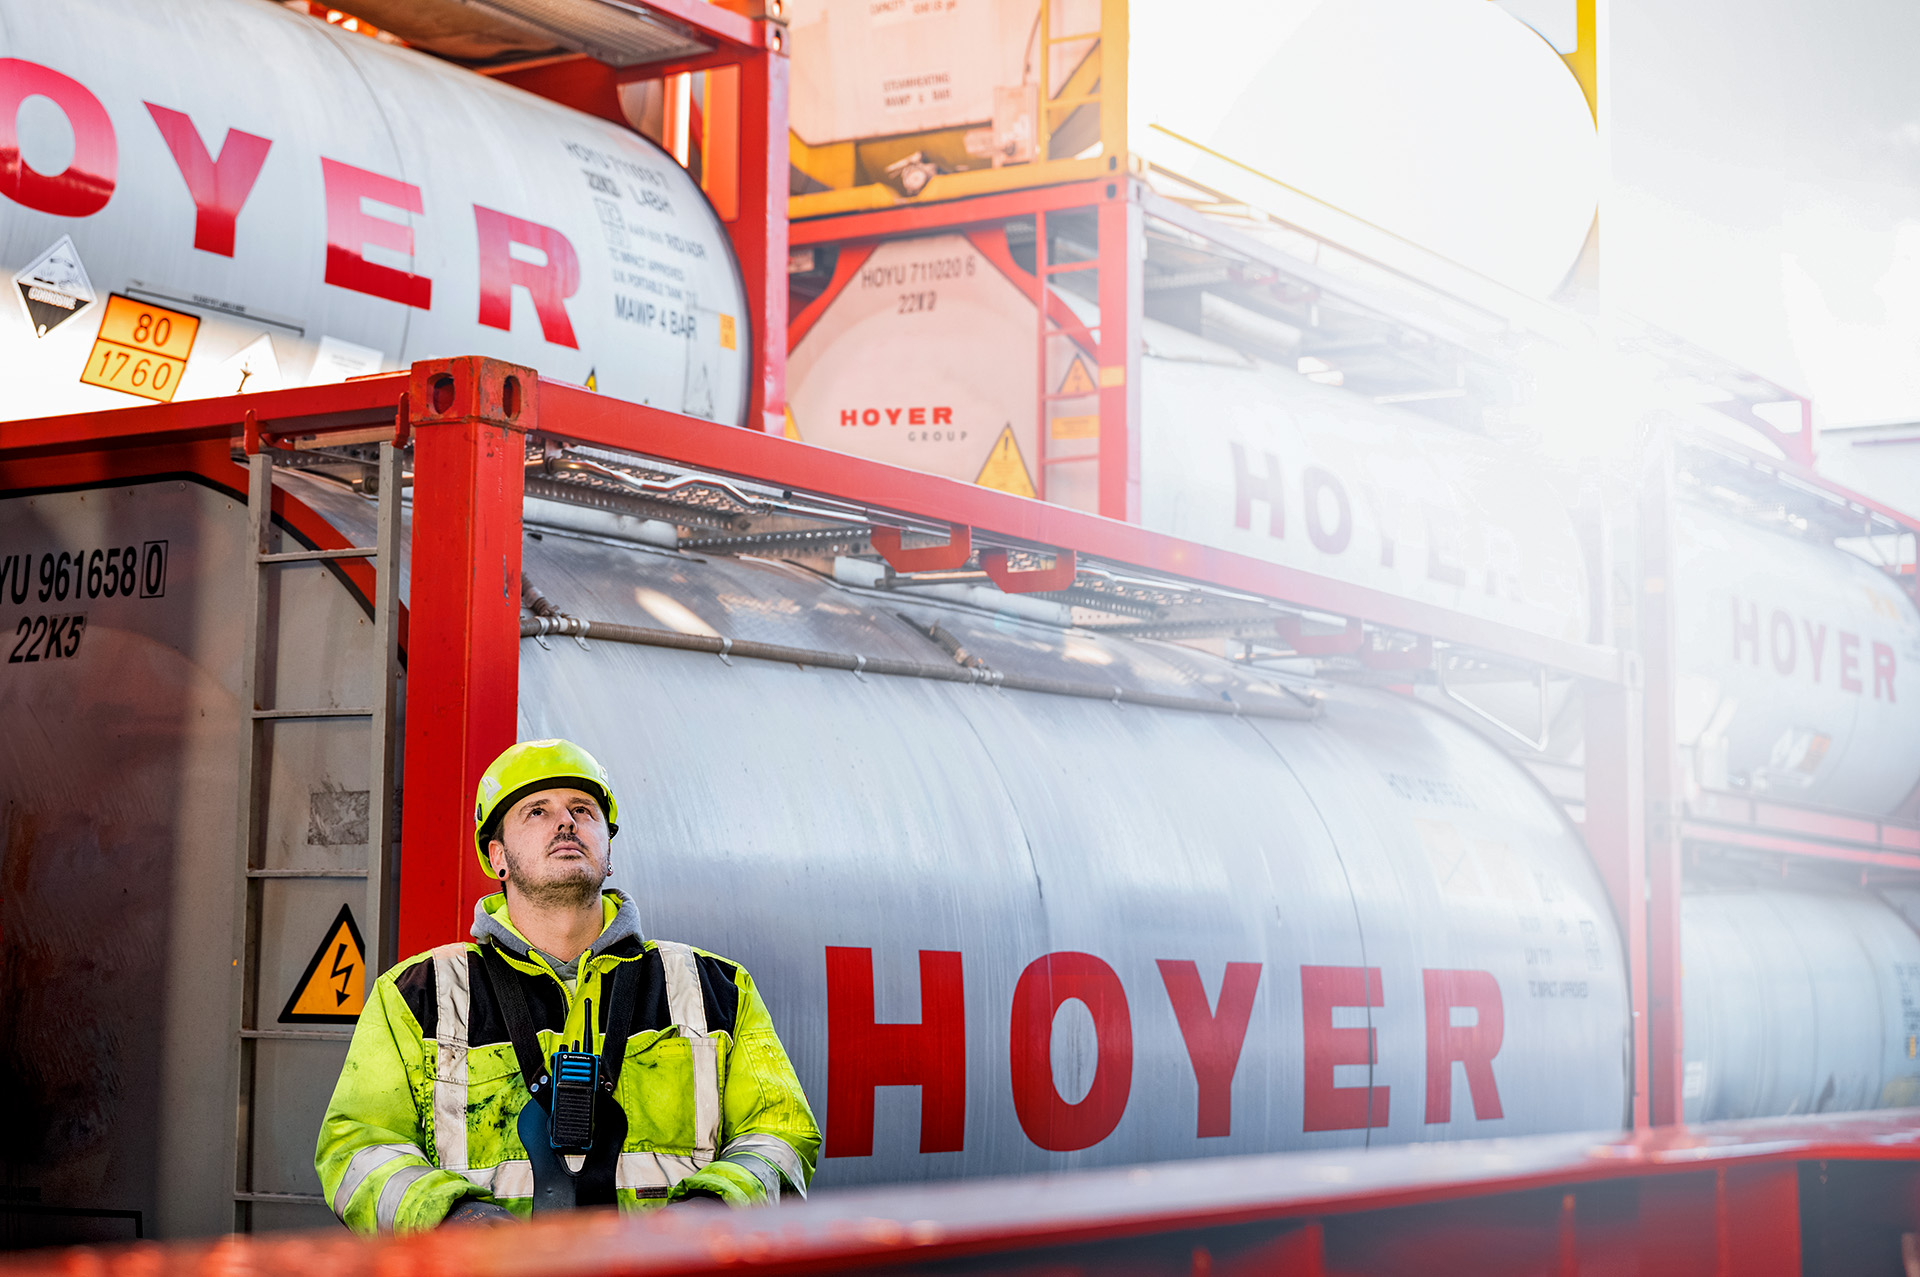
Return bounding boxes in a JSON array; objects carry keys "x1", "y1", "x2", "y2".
[
  {"x1": 667, "y1": 1160, "x2": 772, "y2": 1207},
  {"x1": 443, "y1": 1198, "x2": 517, "y2": 1226}
]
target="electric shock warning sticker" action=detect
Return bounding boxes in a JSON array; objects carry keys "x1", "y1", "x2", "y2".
[
  {"x1": 280, "y1": 903, "x2": 367, "y2": 1024},
  {"x1": 79, "y1": 295, "x2": 200, "y2": 402}
]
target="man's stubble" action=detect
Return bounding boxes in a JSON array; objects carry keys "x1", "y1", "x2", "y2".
[{"x1": 500, "y1": 832, "x2": 609, "y2": 909}]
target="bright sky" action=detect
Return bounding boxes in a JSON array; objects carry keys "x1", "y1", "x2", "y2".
[
  {"x1": 1129, "y1": 0, "x2": 1920, "y2": 430},
  {"x1": 1609, "y1": 0, "x2": 1920, "y2": 428}
]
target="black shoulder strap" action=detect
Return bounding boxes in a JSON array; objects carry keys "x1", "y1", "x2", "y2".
[
  {"x1": 481, "y1": 944, "x2": 645, "y2": 1212},
  {"x1": 598, "y1": 955, "x2": 642, "y2": 1092},
  {"x1": 478, "y1": 944, "x2": 549, "y2": 1096},
  {"x1": 480, "y1": 943, "x2": 645, "y2": 1097}
]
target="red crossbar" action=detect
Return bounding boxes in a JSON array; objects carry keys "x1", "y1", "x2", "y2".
[{"x1": 5, "y1": 1113, "x2": 1918, "y2": 1275}]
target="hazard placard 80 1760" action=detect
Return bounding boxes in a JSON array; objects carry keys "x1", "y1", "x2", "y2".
[{"x1": 79, "y1": 295, "x2": 200, "y2": 403}]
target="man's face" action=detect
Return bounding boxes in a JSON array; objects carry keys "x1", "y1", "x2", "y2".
[{"x1": 487, "y1": 787, "x2": 611, "y2": 908}]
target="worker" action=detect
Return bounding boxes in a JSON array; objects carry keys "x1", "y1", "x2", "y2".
[{"x1": 315, "y1": 739, "x2": 820, "y2": 1233}]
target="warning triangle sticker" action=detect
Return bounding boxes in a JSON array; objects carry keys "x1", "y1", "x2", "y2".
[
  {"x1": 280, "y1": 903, "x2": 368, "y2": 1024},
  {"x1": 13, "y1": 235, "x2": 96, "y2": 338},
  {"x1": 214, "y1": 333, "x2": 281, "y2": 395},
  {"x1": 1057, "y1": 357, "x2": 1097, "y2": 397},
  {"x1": 975, "y1": 425, "x2": 1036, "y2": 498}
]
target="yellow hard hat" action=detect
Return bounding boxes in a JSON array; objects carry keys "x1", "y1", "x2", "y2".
[{"x1": 473, "y1": 739, "x2": 620, "y2": 878}]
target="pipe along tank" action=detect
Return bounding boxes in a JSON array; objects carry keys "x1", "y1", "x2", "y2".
[{"x1": 0, "y1": 0, "x2": 1918, "y2": 1244}]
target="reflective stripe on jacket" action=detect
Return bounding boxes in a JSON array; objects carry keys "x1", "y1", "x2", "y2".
[{"x1": 315, "y1": 891, "x2": 820, "y2": 1234}]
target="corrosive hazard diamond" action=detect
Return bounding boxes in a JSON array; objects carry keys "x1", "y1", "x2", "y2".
[{"x1": 13, "y1": 235, "x2": 96, "y2": 338}]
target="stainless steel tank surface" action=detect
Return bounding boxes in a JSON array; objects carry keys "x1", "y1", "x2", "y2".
[
  {"x1": 0, "y1": 0, "x2": 749, "y2": 425},
  {"x1": 1680, "y1": 884, "x2": 1920, "y2": 1122},
  {"x1": 1674, "y1": 503, "x2": 1920, "y2": 816}
]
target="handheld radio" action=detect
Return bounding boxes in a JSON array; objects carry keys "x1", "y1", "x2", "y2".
[{"x1": 547, "y1": 998, "x2": 601, "y2": 1154}]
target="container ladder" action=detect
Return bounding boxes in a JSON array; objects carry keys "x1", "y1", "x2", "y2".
[
  {"x1": 1034, "y1": 0, "x2": 1105, "y2": 164},
  {"x1": 1035, "y1": 207, "x2": 1103, "y2": 500},
  {"x1": 228, "y1": 442, "x2": 403, "y2": 1231}
]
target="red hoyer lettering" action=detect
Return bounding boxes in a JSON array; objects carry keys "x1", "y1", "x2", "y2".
[
  {"x1": 1731, "y1": 596, "x2": 1897, "y2": 701},
  {"x1": 840, "y1": 407, "x2": 953, "y2": 427},
  {"x1": 0, "y1": 56, "x2": 590, "y2": 348},
  {"x1": 825, "y1": 948, "x2": 1507, "y2": 1158}
]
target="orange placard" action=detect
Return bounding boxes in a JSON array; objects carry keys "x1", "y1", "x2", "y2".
[
  {"x1": 79, "y1": 294, "x2": 200, "y2": 403},
  {"x1": 280, "y1": 904, "x2": 367, "y2": 1024}
]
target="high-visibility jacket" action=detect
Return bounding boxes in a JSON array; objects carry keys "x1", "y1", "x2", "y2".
[{"x1": 315, "y1": 891, "x2": 820, "y2": 1234}]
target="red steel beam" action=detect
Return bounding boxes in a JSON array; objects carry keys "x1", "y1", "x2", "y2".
[
  {"x1": 6, "y1": 1113, "x2": 1919, "y2": 1275},
  {"x1": 1682, "y1": 822, "x2": 1920, "y2": 872},
  {"x1": 1640, "y1": 453, "x2": 1686, "y2": 1126},
  {"x1": 489, "y1": 57, "x2": 628, "y2": 128},
  {"x1": 1688, "y1": 789, "x2": 1920, "y2": 857},
  {"x1": 1097, "y1": 183, "x2": 1142, "y2": 521},
  {"x1": 1583, "y1": 680, "x2": 1650, "y2": 1129},
  {"x1": 0, "y1": 377, "x2": 402, "y2": 462},
  {"x1": 730, "y1": 37, "x2": 790, "y2": 434},
  {"x1": 396, "y1": 359, "x2": 533, "y2": 955},
  {"x1": 0, "y1": 369, "x2": 1633, "y2": 682}
]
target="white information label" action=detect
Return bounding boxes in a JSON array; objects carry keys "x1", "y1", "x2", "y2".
[
  {"x1": 309, "y1": 336, "x2": 385, "y2": 384},
  {"x1": 1682, "y1": 1059, "x2": 1707, "y2": 1100}
]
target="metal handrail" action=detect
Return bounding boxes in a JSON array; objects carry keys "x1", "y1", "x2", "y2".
[{"x1": 1436, "y1": 660, "x2": 1553, "y2": 753}]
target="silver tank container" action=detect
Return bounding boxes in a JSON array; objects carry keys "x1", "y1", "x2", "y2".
[
  {"x1": 0, "y1": 0, "x2": 749, "y2": 424},
  {"x1": 2, "y1": 470, "x2": 1631, "y2": 1238},
  {"x1": 1680, "y1": 884, "x2": 1920, "y2": 1121},
  {"x1": 1673, "y1": 503, "x2": 1920, "y2": 815}
]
